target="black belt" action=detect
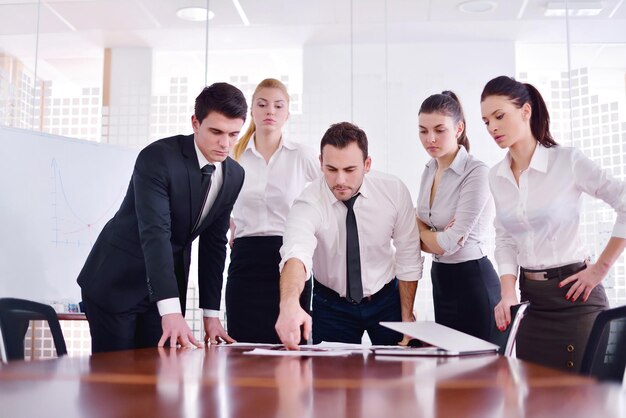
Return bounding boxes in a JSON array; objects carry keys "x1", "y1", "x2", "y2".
[
  {"x1": 313, "y1": 278, "x2": 396, "y2": 304},
  {"x1": 521, "y1": 261, "x2": 586, "y2": 281}
]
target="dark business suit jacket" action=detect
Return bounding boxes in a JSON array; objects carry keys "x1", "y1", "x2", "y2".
[{"x1": 77, "y1": 134, "x2": 244, "y2": 314}]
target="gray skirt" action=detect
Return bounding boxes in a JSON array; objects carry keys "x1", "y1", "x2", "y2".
[{"x1": 516, "y1": 274, "x2": 609, "y2": 373}]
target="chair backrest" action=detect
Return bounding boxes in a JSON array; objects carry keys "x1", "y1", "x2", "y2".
[
  {"x1": 499, "y1": 302, "x2": 530, "y2": 356},
  {"x1": 580, "y1": 305, "x2": 626, "y2": 383},
  {"x1": 0, "y1": 297, "x2": 68, "y2": 362}
]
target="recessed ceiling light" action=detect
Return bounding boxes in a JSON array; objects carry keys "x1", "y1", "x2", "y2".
[
  {"x1": 544, "y1": 1, "x2": 603, "y2": 17},
  {"x1": 457, "y1": 0, "x2": 497, "y2": 14},
  {"x1": 176, "y1": 7, "x2": 215, "y2": 22}
]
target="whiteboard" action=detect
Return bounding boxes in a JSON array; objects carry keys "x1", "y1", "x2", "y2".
[{"x1": 0, "y1": 126, "x2": 138, "y2": 304}]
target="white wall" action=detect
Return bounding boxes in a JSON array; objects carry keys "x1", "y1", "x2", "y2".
[{"x1": 302, "y1": 40, "x2": 515, "y2": 198}]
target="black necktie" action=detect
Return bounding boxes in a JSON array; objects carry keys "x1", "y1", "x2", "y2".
[
  {"x1": 193, "y1": 164, "x2": 216, "y2": 232},
  {"x1": 343, "y1": 193, "x2": 363, "y2": 303}
]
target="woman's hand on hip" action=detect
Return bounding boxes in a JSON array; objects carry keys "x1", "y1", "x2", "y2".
[{"x1": 559, "y1": 261, "x2": 605, "y2": 302}]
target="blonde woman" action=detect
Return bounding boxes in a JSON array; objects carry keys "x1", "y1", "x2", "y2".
[{"x1": 226, "y1": 78, "x2": 319, "y2": 343}]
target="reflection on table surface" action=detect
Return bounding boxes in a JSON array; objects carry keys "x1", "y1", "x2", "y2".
[{"x1": 1, "y1": 346, "x2": 624, "y2": 418}]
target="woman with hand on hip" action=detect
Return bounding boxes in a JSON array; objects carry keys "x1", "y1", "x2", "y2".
[
  {"x1": 481, "y1": 75, "x2": 626, "y2": 372},
  {"x1": 226, "y1": 78, "x2": 319, "y2": 343},
  {"x1": 416, "y1": 91, "x2": 501, "y2": 342}
]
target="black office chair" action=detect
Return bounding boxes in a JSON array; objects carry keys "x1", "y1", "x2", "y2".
[
  {"x1": 498, "y1": 301, "x2": 530, "y2": 356},
  {"x1": 580, "y1": 305, "x2": 626, "y2": 383},
  {"x1": 0, "y1": 297, "x2": 68, "y2": 362}
]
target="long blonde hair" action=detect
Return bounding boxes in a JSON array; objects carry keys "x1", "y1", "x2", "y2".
[{"x1": 233, "y1": 78, "x2": 290, "y2": 160}]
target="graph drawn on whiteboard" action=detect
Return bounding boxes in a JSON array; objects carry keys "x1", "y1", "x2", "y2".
[
  {"x1": 50, "y1": 158, "x2": 127, "y2": 248},
  {"x1": 0, "y1": 125, "x2": 141, "y2": 302}
]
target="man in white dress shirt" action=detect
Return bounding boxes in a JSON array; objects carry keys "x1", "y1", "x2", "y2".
[{"x1": 275, "y1": 122, "x2": 423, "y2": 349}]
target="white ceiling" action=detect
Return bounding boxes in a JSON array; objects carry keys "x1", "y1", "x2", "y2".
[
  {"x1": 1, "y1": 0, "x2": 625, "y2": 47},
  {"x1": 1, "y1": 0, "x2": 625, "y2": 80}
]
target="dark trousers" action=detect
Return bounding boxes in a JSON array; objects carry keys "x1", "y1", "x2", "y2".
[
  {"x1": 312, "y1": 279, "x2": 402, "y2": 345},
  {"x1": 226, "y1": 236, "x2": 312, "y2": 343},
  {"x1": 431, "y1": 256, "x2": 501, "y2": 344},
  {"x1": 82, "y1": 294, "x2": 163, "y2": 353}
]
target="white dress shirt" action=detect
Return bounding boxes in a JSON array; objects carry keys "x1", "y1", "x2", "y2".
[
  {"x1": 280, "y1": 170, "x2": 423, "y2": 297},
  {"x1": 416, "y1": 146, "x2": 493, "y2": 264},
  {"x1": 157, "y1": 139, "x2": 224, "y2": 317},
  {"x1": 232, "y1": 135, "x2": 320, "y2": 238},
  {"x1": 489, "y1": 145, "x2": 626, "y2": 277}
]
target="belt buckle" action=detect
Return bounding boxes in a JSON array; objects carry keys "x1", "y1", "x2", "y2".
[
  {"x1": 344, "y1": 296, "x2": 359, "y2": 304},
  {"x1": 524, "y1": 271, "x2": 548, "y2": 281},
  {"x1": 346, "y1": 295, "x2": 371, "y2": 304}
]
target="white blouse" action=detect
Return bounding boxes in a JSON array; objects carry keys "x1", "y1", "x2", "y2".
[
  {"x1": 232, "y1": 135, "x2": 320, "y2": 238},
  {"x1": 416, "y1": 146, "x2": 492, "y2": 264},
  {"x1": 489, "y1": 144, "x2": 626, "y2": 277}
]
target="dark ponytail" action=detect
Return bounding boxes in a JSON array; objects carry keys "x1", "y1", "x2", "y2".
[
  {"x1": 524, "y1": 83, "x2": 555, "y2": 147},
  {"x1": 480, "y1": 76, "x2": 557, "y2": 148},
  {"x1": 419, "y1": 90, "x2": 470, "y2": 152}
]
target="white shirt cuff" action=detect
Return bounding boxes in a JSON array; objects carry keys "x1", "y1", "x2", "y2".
[
  {"x1": 436, "y1": 231, "x2": 454, "y2": 254},
  {"x1": 156, "y1": 298, "x2": 181, "y2": 316},
  {"x1": 612, "y1": 222, "x2": 626, "y2": 239},
  {"x1": 396, "y1": 257, "x2": 424, "y2": 282},
  {"x1": 279, "y1": 254, "x2": 311, "y2": 279},
  {"x1": 203, "y1": 309, "x2": 220, "y2": 318},
  {"x1": 498, "y1": 263, "x2": 519, "y2": 278}
]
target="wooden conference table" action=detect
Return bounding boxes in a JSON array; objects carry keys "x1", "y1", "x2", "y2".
[{"x1": 0, "y1": 346, "x2": 624, "y2": 418}]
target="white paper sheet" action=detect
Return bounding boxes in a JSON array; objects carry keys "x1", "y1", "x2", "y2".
[{"x1": 243, "y1": 347, "x2": 355, "y2": 357}]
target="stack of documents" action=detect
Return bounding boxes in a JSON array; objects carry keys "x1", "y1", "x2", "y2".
[
  {"x1": 231, "y1": 322, "x2": 501, "y2": 357},
  {"x1": 242, "y1": 342, "x2": 372, "y2": 357}
]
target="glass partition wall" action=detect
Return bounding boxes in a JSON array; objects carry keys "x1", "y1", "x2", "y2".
[{"x1": 2, "y1": 0, "x2": 625, "y2": 338}]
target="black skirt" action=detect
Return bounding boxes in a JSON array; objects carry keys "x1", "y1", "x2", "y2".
[
  {"x1": 225, "y1": 236, "x2": 311, "y2": 343},
  {"x1": 516, "y1": 274, "x2": 609, "y2": 372},
  {"x1": 431, "y1": 256, "x2": 501, "y2": 343}
]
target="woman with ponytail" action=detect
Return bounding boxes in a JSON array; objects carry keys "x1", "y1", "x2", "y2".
[
  {"x1": 226, "y1": 78, "x2": 319, "y2": 343},
  {"x1": 416, "y1": 91, "x2": 501, "y2": 342},
  {"x1": 481, "y1": 75, "x2": 626, "y2": 372}
]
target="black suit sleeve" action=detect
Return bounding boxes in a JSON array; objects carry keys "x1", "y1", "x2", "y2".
[{"x1": 133, "y1": 147, "x2": 179, "y2": 303}]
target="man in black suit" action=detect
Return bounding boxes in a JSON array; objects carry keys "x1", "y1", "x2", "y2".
[{"x1": 77, "y1": 82, "x2": 247, "y2": 353}]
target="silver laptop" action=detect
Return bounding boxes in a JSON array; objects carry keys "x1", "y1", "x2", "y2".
[{"x1": 375, "y1": 321, "x2": 500, "y2": 356}]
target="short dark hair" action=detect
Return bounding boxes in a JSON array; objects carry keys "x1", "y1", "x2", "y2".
[
  {"x1": 194, "y1": 82, "x2": 248, "y2": 123},
  {"x1": 320, "y1": 122, "x2": 368, "y2": 161}
]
